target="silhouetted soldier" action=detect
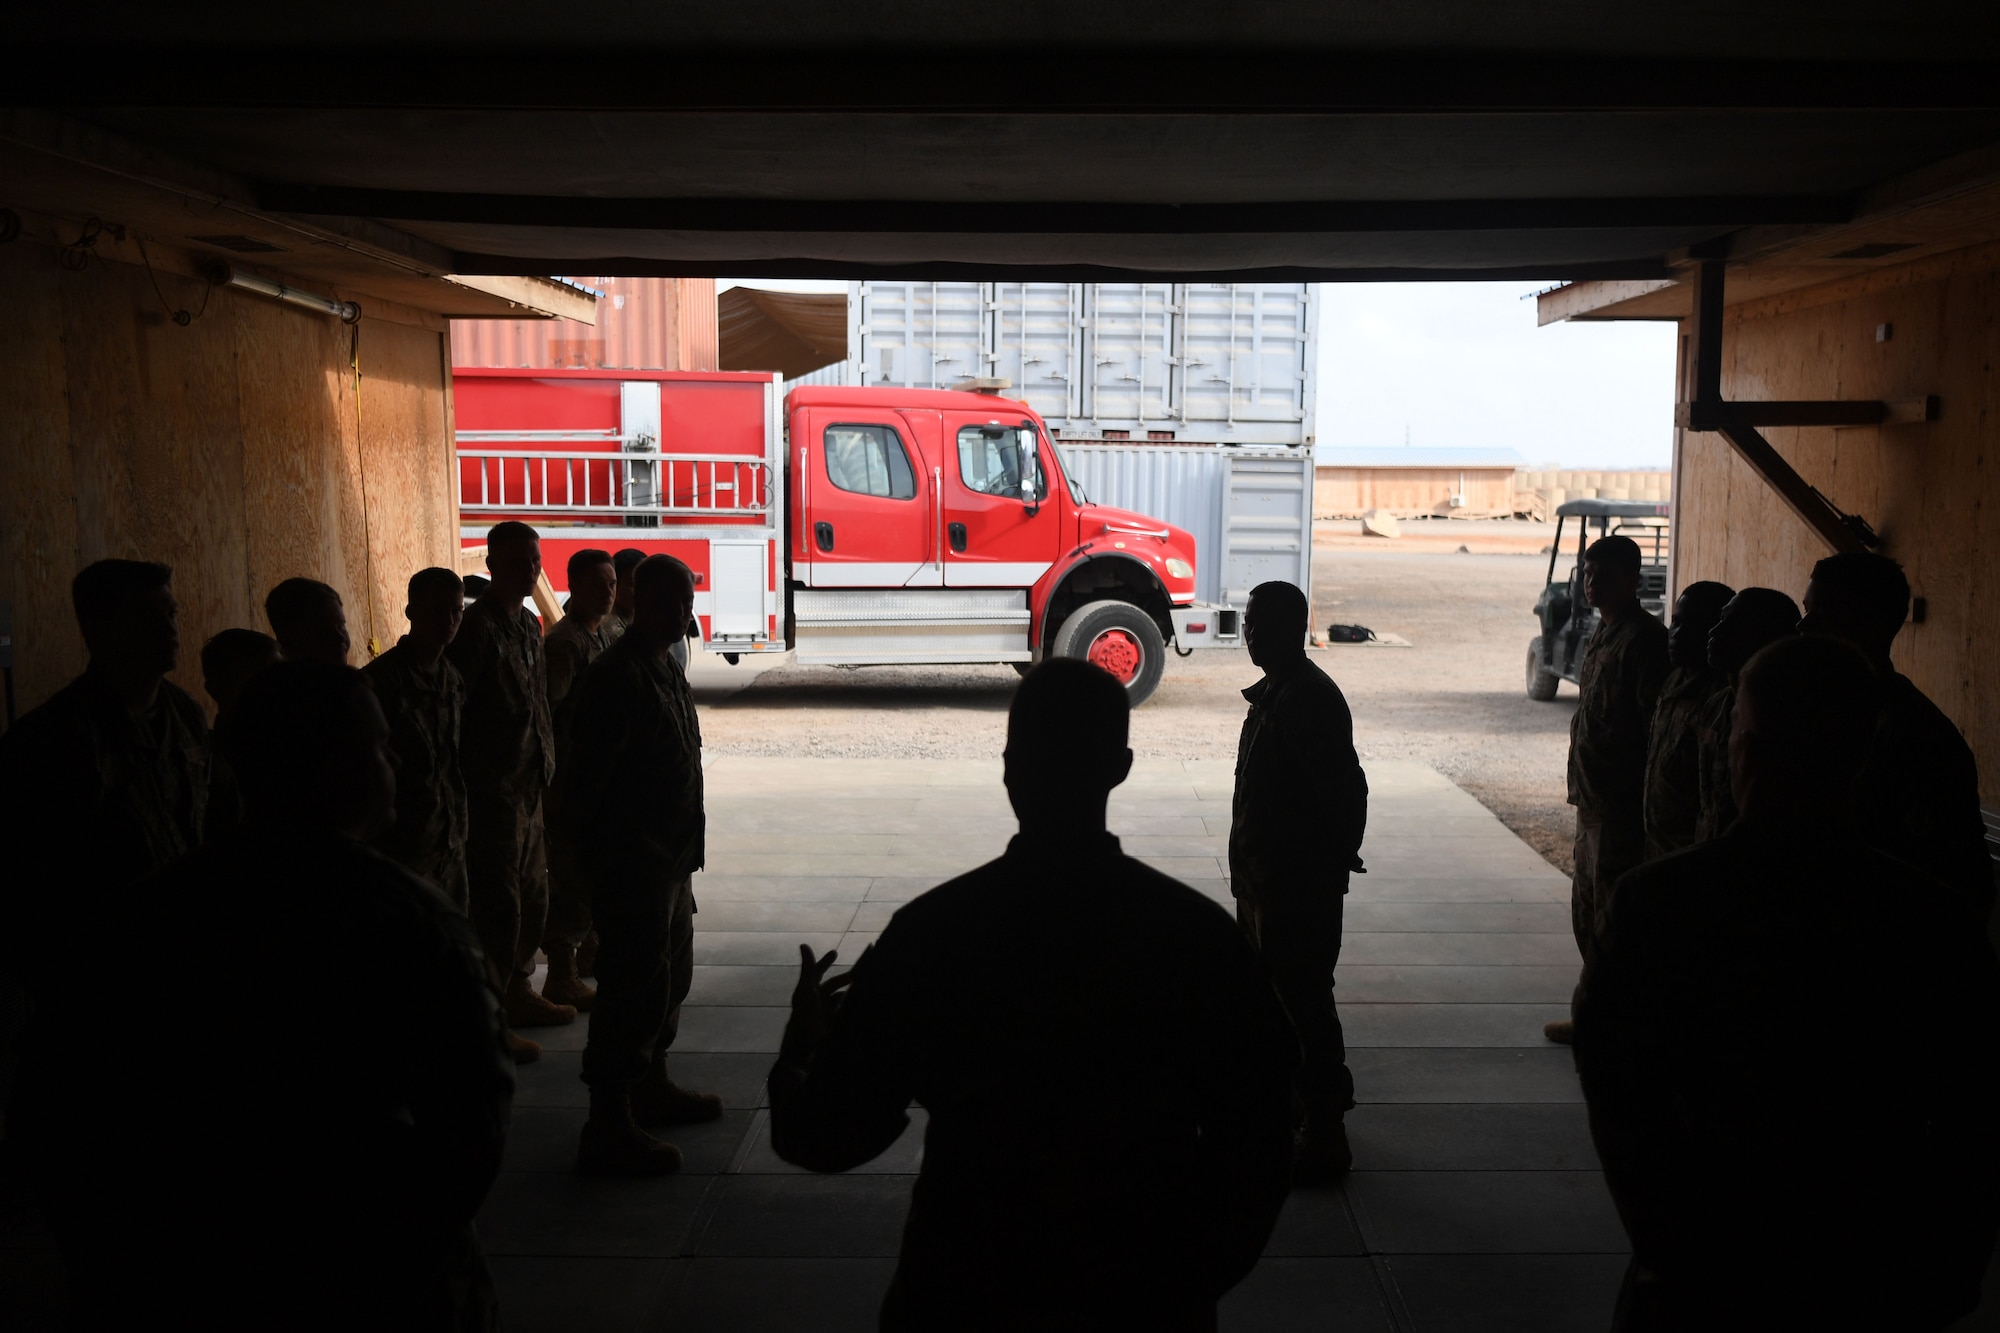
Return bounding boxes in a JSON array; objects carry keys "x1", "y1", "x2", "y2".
[
  {"x1": 1802, "y1": 551, "x2": 1993, "y2": 917},
  {"x1": 366, "y1": 568, "x2": 471, "y2": 913},
  {"x1": 770, "y1": 659, "x2": 1298, "y2": 1332},
  {"x1": 18, "y1": 661, "x2": 515, "y2": 1330},
  {"x1": 1546, "y1": 536, "x2": 1669, "y2": 1045},
  {"x1": 448, "y1": 521, "x2": 568, "y2": 1061},
  {"x1": 1641, "y1": 581, "x2": 1733, "y2": 859},
  {"x1": 1692, "y1": 588, "x2": 1799, "y2": 843},
  {"x1": 200, "y1": 627, "x2": 279, "y2": 840},
  {"x1": 1575, "y1": 635, "x2": 2000, "y2": 1331},
  {"x1": 1230, "y1": 578, "x2": 1367, "y2": 1179},
  {"x1": 0, "y1": 560, "x2": 209, "y2": 1006},
  {"x1": 605, "y1": 546, "x2": 647, "y2": 644},
  {"x1": 539, "y1": 548, "x2": 617, "y2": 1010},
  {"x1": 201, "y1": 627, "x2": 280, "y2": 716},
  {"x1": 566, "y1": 554, "x2": 721, "y2": 1173},
  {"x1": 265, "y1": 575, "x2": 352, "y2": 664}
]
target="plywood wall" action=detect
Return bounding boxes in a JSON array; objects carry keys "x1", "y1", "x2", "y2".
[
  {"x1": 1672, "y1": 259, "x2": 1998, "y2": 804},
  {"x1": 0, "y1": 242, "x2": 458, "y2": 719}
]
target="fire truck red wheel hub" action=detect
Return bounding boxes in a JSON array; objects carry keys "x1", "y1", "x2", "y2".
[{"x1": 1086, "y1": 628, "x2": 1143, "y2": 684}]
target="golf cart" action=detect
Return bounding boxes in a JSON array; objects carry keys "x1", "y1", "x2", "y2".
[{"x1": 1526, "y1": 498, "x2": 1670, "y2": 700}]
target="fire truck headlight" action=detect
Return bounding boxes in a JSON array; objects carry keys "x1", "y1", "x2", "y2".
[{"x1": 1165, "y1": 558, "x2": 1194, "y2": 580}]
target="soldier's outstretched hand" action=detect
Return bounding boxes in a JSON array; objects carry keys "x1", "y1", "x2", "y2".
[{"x1": 784, "y1": 943, "x2": 861, "y2": 1059}]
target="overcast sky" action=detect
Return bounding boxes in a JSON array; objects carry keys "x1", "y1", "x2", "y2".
[{"x1": 721, "y1": 279, "x2": 1677, "y2": 470}]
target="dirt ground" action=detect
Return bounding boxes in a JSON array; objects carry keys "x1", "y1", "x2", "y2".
[{"x1": 692, "y1": 525, "x2": 1579, "y2": 873}]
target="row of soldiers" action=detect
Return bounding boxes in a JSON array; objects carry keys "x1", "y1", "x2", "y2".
[
  {"x1": 1550, "y1": 536, "x2": 2000, "y2": 1328},
  {"x1": 0, "y1": 525, "x2": 730, "y2": 1321},
  {"x1": 1557, "y1": 538, "x2": 1991, "y2": 1024}
]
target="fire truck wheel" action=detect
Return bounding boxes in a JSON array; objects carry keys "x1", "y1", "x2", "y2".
[{"x1": 1052, "y1": 600, "x2": 1166, "y2": 706}]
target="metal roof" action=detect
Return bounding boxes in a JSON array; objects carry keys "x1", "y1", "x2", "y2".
[
  {"x1": 1315, "y1": 447, "x2": 1527, "y2": 469},
  {"x1": 1556, "y1": 499, "x2": 1671, "y2": 518}
]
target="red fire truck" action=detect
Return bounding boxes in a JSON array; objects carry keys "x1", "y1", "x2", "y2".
[{"x1": 454, "y1": 368, "x2": 1240, "y2": 704}]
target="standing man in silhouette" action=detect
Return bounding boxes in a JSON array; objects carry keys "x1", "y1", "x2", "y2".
[
  {"x1": 771, "y1": 659, "x2": 1298, "y2": 1331},
  {"x1": 1547, "y1": 536, "x2": 1669, "y2": 1045},
  {"x1": 1642, "y1": 581, "x2": 1733, "y2": 859},
  {"x1": 1575, "y1": 635, "x2": 2000, "y2": 1330},
  {"x1": 0, "y1": 560, "x2": 210, "y2": 1008},
  {"x1": 567, "y1": 554, "x2": 721, "y2": 1174},
  {"x1": 20, "y1": 661, "x2": 515, "y2": 1329},
  {"x1": 1230, "y1": 579, "x2": 1367, "y2": 1179},
  {"x1": 366, "y1": 567, "x2": 472, "y2": 915},
  {"x1": 539, "y1": 548, "x2": 617, "y2": 1012},
  {"x1": 1691, "y1": 588, "x2": 1799, "y2": 843},
  {"x1": 1801, "y1": 551, "x2": 1992, "y2": 917},
  {"x1": 449, "y1": 521, "x2": 568, "y2": 1061},
  {"x1": 265, "y1": 576, "x2": 352, "y2": 665}
]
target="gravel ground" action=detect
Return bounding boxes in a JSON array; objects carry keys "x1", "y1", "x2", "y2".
[{"x1": 692, "y1": 539, "x2": 1580, "y2": 873}]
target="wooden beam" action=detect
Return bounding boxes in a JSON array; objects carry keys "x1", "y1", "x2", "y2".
[{"x1": 1677, "y1": 397, "x2": 1938, "y2": 428}]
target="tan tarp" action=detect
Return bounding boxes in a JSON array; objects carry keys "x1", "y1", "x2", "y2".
[{"x1": 718, "y1": 287, "x2": 847, "y2": 380}]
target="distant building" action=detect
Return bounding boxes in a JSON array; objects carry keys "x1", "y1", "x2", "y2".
[{"x1": 1314, "y1": 447, "x2": 1528, "y2": 518}]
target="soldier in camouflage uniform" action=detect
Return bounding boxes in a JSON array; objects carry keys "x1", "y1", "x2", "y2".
[
  {"x1": 365, "y1": 567, "x2": 471, "y2": 913},
  {"x1": 0, "y1": 561, "x2": 211, "y2": 1007},
  {"x1": 20, "y1": 662, "x2": 515, "y2": 1329},
  {"x1": 1802, "y1": 551, "x2": 1993, "y2": 917},
  {"x1": 1692, "y1": 589, "x2": 1799, "y2": 843},
  {"x1": 539, "y1": 548, "x2": 618, "y2": 1009},
  {"x1": 1641, "y1": 581, "x2": 1734, "y2": 860},
  {"x1": 447, "y1": 521, "x2": 569, "y2": 1059},
  {"x1": 568, "y1": 554, "x2": 722, "y2": 1175},
  {"x1": 1547, "y1": 536, "x2": 1669, "y2": 1045}
]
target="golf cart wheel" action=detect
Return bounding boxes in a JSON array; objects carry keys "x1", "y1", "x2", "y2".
[
  {"x1": 1052, "y1": 600, "x2": 1167, "y2": 705},
  {"x1": 1526, "y1": 636, "x2": 1560, "y2": 701}
]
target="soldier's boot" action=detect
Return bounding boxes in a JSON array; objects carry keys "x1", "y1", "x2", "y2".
[
  {"x1": 541, "y1": 940, "x2": 597, "y2": 1011},
  {"x1": 505, "y1": 972, "x2": 577, "y2": 1028},
  {"x1": 1292, "y1": 1105, "x2": 1353, "y2": 1185},
  {"x1": 632, "y1": 1058, "x2": 724, "y2": 1126},
  {"x1": 576, "y1": 931, "x2": 600, "y2": 979},
  {"x1": 506, "y1": 1031, "x2": 543, "y2": 1064},
  {"x1": 576, "y1": 1090, "x2": 683, "y2": 1176},
  {"x1": 1542, "y1": 1019, "x2": 1575, "y2": 1045}
]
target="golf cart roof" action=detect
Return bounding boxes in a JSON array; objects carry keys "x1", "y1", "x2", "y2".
[{"x1": 1556, "y1": 499, "x2": 1671, "y2": 519}]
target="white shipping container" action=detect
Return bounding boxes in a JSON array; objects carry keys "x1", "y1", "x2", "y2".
[
  {"x1": 851, "y1": 281, "x2": 1317, "y2": 449},
  {"x1": 1057, "y1": 444, "x2": 1313, "y2": 610}
]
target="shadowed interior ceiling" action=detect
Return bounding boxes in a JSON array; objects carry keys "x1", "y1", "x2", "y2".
[{"x1": 10, "y1": 3, "x2": 2000, "y2": 280}]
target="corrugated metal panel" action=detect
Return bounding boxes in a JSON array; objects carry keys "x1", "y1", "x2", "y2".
[
  {"x1": 451, "y1": 278, "x2": 719, "y2": 371},
  {"x1": 783, "y1": 360, "x2": 854, "y2": 393},
  {"x1": 1057, "y1": 444, "x2": 1311, "y2": 609},
  {"x1": 855, "y1": 281, "x2": 1316, "y2": 448}
]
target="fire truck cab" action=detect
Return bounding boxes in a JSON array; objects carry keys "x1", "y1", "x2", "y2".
[{"x1": 455, "y1": 369, "x2": 1239, "y2": 704}]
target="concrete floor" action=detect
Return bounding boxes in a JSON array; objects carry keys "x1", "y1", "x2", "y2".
[{"x1": 485, "y1": 755, "x2": 1630, "y2": 1331}]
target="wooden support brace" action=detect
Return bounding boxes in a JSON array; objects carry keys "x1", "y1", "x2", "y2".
[{"x1": 1683, "y1": 260, "x2": 1880, "y2": 556}]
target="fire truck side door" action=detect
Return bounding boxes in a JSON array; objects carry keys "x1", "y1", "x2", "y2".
[
  {"x1": 799, "y1": 410, "x2": 937, "y2": 588},
  {"x1": 939, "y1": 412, "x2": 1062, "y2": 588}
]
